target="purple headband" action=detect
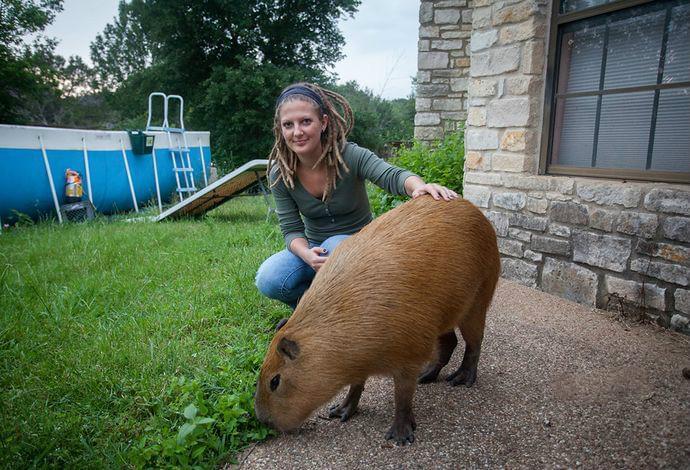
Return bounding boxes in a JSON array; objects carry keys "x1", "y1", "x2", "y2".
[{"x1": 276, "y1": 85, "x2": 324, "y2": 111}]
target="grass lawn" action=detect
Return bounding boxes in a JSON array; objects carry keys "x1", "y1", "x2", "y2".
[{"x1": 0, "y1": 196, "x2": 289, "y2": 468}]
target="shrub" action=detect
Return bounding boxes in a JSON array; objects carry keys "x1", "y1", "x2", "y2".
[{"x1": 368, "y1": 130, "x2": 465, "y2": 216}]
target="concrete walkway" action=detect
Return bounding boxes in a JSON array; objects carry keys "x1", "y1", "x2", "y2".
[{"x1": 237, "y1": 280, "x2": 690, "y2": 469}]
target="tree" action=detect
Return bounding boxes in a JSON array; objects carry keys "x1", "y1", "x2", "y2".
[{"x1": 0, "y1": 0, "x2": 64, "y2": 123}]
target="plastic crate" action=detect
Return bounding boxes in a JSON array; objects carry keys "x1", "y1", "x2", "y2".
[
  {"x1": 60, "y1": 200, "x2": 96, "y2": 223},
  {"x1": 128, "y1": 130, "x2": 155, "y2": 155}
]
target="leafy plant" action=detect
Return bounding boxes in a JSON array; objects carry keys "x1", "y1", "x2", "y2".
[{"x1": 368, "y1": 130, "x2": 465, "y2": 216}]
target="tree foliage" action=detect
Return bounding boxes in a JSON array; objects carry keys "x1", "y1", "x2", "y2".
[{"x1": 0, "y1": 0, "x2": 64, "y2": 123}]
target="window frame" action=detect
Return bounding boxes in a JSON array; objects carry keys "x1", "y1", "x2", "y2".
[{"x1": 540, "y1": 0, "x2": 690, "y2": 184}]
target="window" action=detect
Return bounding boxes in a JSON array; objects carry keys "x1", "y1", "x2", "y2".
[{"x1": 542, "y1": 0, "x2": 690, "y2": 183}]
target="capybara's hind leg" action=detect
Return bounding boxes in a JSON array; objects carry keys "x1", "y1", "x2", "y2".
[
  {"x1": 447, "y1": 306, "x2": 487, "y2": 387},
  {"x1": 328, "y1": 382, "x2": 364, "y2": 422},
  {"x1": 385, "y1": 368, "x2": 418, "y2": 445},
  {"x1": 418, "y1": 330, "x2": 458, "y2": 384}
]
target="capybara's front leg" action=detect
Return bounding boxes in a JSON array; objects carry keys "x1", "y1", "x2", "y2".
[
  {"x1": 328, "y1": 382, "x2": 364, "y2": 422},
  {"x1": 385, "y1": 370, "x2": 418, "y2": 445},
  {"x1": 418, "y1": 330, "x2": 458, "y2": 384}
]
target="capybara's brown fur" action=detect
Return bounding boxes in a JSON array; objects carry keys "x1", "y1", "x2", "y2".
[{"x1": 254, "y1": 196, "x2": 500, "y2": 444}]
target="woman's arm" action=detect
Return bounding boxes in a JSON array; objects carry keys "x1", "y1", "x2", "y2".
[{"x1": 404, "y1": 175, "x2": 458, "y2": 201}]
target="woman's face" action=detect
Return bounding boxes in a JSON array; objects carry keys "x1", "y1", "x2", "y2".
[{"x1": 278, "y1": 99, "x2": 328, "y2": 161}]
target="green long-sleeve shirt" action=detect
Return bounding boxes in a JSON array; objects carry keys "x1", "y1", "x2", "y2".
[{"x1": 270, "y1": 142, "x2": 416, "y2": 248}]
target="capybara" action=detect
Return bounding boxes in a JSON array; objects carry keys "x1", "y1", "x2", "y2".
[{"x1": 254, "y1": 196, "x2": 500, "y2": 445}]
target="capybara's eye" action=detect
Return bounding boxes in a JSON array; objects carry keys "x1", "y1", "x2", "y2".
[{"x1": 270, "y1": 374, "x2": 280, "y2": 391}]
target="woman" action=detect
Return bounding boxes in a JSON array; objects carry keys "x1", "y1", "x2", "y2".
[{"x1": 255, "y1": 82, "x2": 458, "y2": 310}]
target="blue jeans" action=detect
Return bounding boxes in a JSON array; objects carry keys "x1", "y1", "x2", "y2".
[{"x1": 255, "y1": 234, "x2": 351, "y2": 309}]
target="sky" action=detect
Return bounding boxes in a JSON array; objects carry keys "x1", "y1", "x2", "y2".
[{"x1": 43, "y1": 0, "x2": 420, "y2": 99}]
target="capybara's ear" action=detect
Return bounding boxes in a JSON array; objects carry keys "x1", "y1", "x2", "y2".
[{"x1": 278, "y1": 337, "x2": 300, "y2": 360}]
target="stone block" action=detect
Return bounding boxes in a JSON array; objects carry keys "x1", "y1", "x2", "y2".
[
  {"x1": 414, "y1": 126, "x2": 444, "y2": 140},
  {"x1": 419, "y1": 25, "x2": 441, "y2": 38},
  {"x1": 455, "y1": 57, "x2": 471, "y2": 67},
  {"x1": 631, "y1": 258, "x2": 690, "y2": 286},
  {"x1": 500, "y1": 130, "x2": 527, "y2": 151},
  {"x1": 670, "y1": 314, "x2": 690, "y2": 334},
  {"x1": 469, "y1": 78, "x2": 498, "y2": 97},
  {"x1": 636, "y1": 240, "x2": 690, "y2": 266},
  {"x1": 499, "y1": 237, "x2": 524, "y2": 257},
  {"x1": 462, "y1": 8, "x2": 474, "y2": 24},
  {"x1": 419, "y1": 39, "x2": 431, "y2": 52},
  {"x1": 414, "y1": 113, "x2": 441, "y2": 126},
  {"x1": 663, "y1": 217, "x2": 690, "y2": 243},
  {"x1": 531, "y1": 235, "x2": 570, "y2": 256},
  {"x1": 486, "y1": 210, "x2": 510, "y2": 236},
  {"x1": 542, "y1": 258, "x2": 598, "y2": 306},
  {"x1": 416, "y1": 98, "x2": 432, "y2": 111},
  {"x1": 604, "y1": 276, "x2": 666, "y2": 311},
  {"x1": 509, "y1": 228, "x2": 532, "y2": 242},
  {"x1": 470, "y1": 46, "x2": 521, "y2": 77},
  {"x1": 503, "y1": 175, "x2": 575, "y2": 193},
  {"x1": 432, "y1": 98, "x2": 464, "y2": 111},
  {"x1": 467, "y1": 107, "x2": 487, "y2": 126},
  {"x1": 616, "y1": 211, "x2": 658, "y2": 239},
  {"x1": 573, "y1": 230, "x2": 631, "y2": 272},
  {"x1": 526, "y1": 196, "x2": 548, "y2": 214},
  {"x1": 502, "y1": 258, "x2": 539, "y2": 287},
  {"x1": 436, "y1": 0, "x2": 467, "y2": 7},
  {"x1": 576, "y1": 182, "x2": 642, "y2": 208},
  {"x1": 473, "y1": 7, "x2": 492, "y2": 28},
  {"x1": 487, "y1": 97, "x2": 532, "y2": 127},
  {"x1": 510, "y1": 212, "x2": 548, "y2": 231},
  {"x1": 464, "y1": 171, "x2": 503, "y2": 186},
  {"x1": 521, "y1": 40, "x2": 545, "y2": 74},
  {"x1": 470, "y1": 29, "x2": 498, "y2": 52},
  {"x1": 643, "y1": 189, "x2": 690, "y2": 216},
  {"x1": 432, "y1": 39, "x2": 464, "y2": 51},
  {"x1": 548, "y1": 223, "x2": 571, "y2": 238},
  {"x1": 417, "y1": 71, "x2": 432, "y2": 83},
  {"x1": 450, "y1": 78, "x2": 468, "y2": 92},
  {"x1": 499, "y1": 17, "x2": 546, "y2": 44},
  {"x1": 463, "y1": 184, "x2": 492, "y2": 208},
  {"x1": 506, "y1": 75, "x2": 542, "y2": 95},
  {"x1": 493, "y1": 0, "x2": 540, "y2": 25},
  {"x1": 435, "y1": 8, "x2": 461, "y2": 24},
  {"x1": 419, "y1": 52, "x2": 449, "y2": 70},
  {"x1": 420, "y1": 1, "x2": 434, "y2": 23},
  {"x1": 550, "y1": 201, "x2": 589, "y2": 225},
  {"x1": 494, "y1": 191, "x2": 527, "y2": 211},
  {"x1": 492, "y1": 152, "x2": 531, "y2": 172},
  {"x1": 675, "y1": 289, "x2": 690, "y2": 315},
  {"x1": 465, "y1": 151, "x2": 485, "y2": 171},
  {"x1": 589, "y1": 208, "x2": 617, "y2": 232},
  {"x1": 543, "y1": 191, "x2": 573, "y2": 201},
  {"x1": 466, "y1": 128, "x2": 499, "y2": 150},
  {"x1": 524, "y1": 249, "x2": 543, "y2": 262},
  {"x1": 418, "y1": 83, "x2": 450, "y2": 97}
]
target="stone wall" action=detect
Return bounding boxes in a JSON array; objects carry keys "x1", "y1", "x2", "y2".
[
  {"x1": 415, "y1": 0, "x2": 474, "y2": 142},
  {"x1": 417, "y1": 0, "x2": 690, "y2": 333}
]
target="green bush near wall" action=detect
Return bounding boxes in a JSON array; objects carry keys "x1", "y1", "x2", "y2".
[{"x1": 368, "y1": 130, "x2": 465, "y2": 216}]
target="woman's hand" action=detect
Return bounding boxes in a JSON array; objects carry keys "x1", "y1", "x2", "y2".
[
  {"x1": 411, "y1": 183, "x2": 459, "y2": 201},
  {"x1": 303, "y1": 247, "x2": 328, "y2": 272}
]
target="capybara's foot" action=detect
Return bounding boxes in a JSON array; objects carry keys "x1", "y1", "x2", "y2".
[
  {"x1": 447, "y1": 367, "x2": 477, "y2": 387},
  {"x1": 418, "y1": 364, "x2": 441, "y2": 384},
  {"x1": 385, "y1": 416, "x2": 417, "y2": 446},
  {"x1": 328, "y1": 383, "x2": 364, "y2": 422},
  {"x1": 328, "y1": 401, "x2": 358, "y2": 422}
]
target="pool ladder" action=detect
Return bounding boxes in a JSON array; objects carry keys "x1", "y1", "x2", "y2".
[{"x1": 146, "y1": 92, "x2": 198, "y2": 203}]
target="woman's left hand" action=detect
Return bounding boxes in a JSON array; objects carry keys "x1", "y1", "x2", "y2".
[{"x1": 411, "y1": 183, "x2": 459, "y2": 201}]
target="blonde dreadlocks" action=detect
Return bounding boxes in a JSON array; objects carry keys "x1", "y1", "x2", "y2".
[{"x1": 268, "y1": 82, "x2": 355, "y2": 201}]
